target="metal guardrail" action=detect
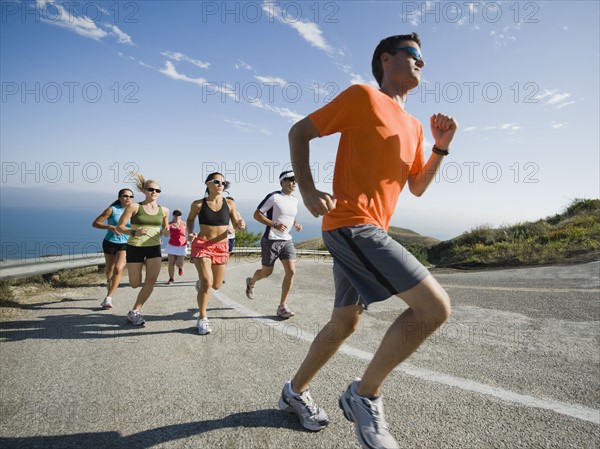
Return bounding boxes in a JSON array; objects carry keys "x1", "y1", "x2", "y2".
[{"x1": 0, "y1": 248, "x2": 331, "y2": 281}]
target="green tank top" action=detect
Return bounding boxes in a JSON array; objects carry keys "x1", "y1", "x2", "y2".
[{"x1": 129, "y1": 203, "x2": 164, "y2": 247}]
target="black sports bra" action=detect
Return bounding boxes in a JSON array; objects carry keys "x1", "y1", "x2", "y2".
[{"x1": 198, "y1": 198, "x2": 230, "y2": 226}]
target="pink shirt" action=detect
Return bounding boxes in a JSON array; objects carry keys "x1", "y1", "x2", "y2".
[{"x1": 168, "y1": 222, "x2": 187, "y2": 246}]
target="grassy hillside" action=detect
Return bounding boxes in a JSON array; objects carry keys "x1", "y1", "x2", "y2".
[{"x1": 428, "y1": 199, "x2": 600, "y2": 268}]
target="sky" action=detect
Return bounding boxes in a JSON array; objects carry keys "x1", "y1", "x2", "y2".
[{"x1": 1, "y1": 0, "x2": 599, "y2": 242}]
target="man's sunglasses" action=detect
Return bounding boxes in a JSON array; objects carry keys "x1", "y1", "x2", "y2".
[
  {"x1": 283, "y1": 177, "x2": 296, "y2": 182},
  {"x1": 390, "y1": 47, "x2": 422, "y2": 61},
  {"x1": 146, "y1": 187, "x2": 162, "y2": 193},
  {"x1": 208, "y1": 179, "x2": 226, "y2": 186}
]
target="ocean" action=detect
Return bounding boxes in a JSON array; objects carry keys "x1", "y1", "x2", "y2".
[{"x1": 0, "y1": 206, "x2": 323, "y2": 261}]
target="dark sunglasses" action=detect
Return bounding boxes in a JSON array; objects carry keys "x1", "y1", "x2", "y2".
[
  {"x1": 283, "y1": 177, "x2": 296, "y2": 182},
  {"x1": 146, "y1": 187, "x2": 162, "y2": 193},
  {"x1": 208, "y1": 179, "x2": 226, "y2": 186},
  {"x1": 120, "y1": 194, "x2": 134, "y2": 198},
  {"x1": 390, "y1": 47, "x2": 422, "y2": 61}
]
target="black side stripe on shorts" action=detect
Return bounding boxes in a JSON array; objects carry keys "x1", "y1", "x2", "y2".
[{"x1": 337, "y1": 228, "x2": 397, "y2": 296}]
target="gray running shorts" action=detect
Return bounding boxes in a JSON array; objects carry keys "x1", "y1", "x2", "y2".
[
  {"x1": 261, "y1": 237, "x2": 297, "y2": 267},
  {"x1": 322, "y1": 225, "x2": 430, "y2": 309}
]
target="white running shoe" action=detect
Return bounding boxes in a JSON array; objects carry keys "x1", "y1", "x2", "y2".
[
  {"x1": 245, "y1": 277, "x2": 255, "y2": 299},
  {"x1": 126, "y1": 309, "x2": 145, "y2": 326},
  {"x1": 339, "y1": 378, "x2": 399, "y2": 449},
  {"x1": 278, "y1": 381, "x2": 330, "y2": 431},
  {"x1": 277, "y1": 304, "x2": 296, "y2": 319},
  {"x1": 100, "y1": 297, "x2": 112, "y2": 309},
  {"x1": 197, "y1": 317, "x2": 212, "y2": 335}
]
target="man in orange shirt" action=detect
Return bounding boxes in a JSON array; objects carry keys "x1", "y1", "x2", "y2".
[{"x1": 278, "y1": 33, "x2": 457, "y2": 448}]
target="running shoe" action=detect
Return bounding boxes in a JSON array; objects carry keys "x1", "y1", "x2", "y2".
[
  {"x1": 178, "y1": 267, "x2": 183, "y2": 276},
  {"x1": 339, "y1": 379, "x2": 399, "y2": 449},
  {"x1": 100, "y1": 296, "x2": 112, "y2": 309},
  {"x1": 277, "y1": 304, "x2": 296, "y2": 318},
  {"x1": 278, "y1": 381, "x2": 330, "y2": 431},
  {"x1": 167, "y1": 278, "x2": 174, "y2": 285},
  {"x1": 126, "y1": 310, "x2": 145, "y2": 326},
  {"x1": 245, "y1": 277, "x2": 255, "y2": 299},
  {"x1": 197, "y1": 317, "x2": 212, "y2": 335}
]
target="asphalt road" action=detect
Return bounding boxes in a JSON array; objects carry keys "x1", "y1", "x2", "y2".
[{"x1": 1, "y1": 256, "x2": 599, "y2": 448}]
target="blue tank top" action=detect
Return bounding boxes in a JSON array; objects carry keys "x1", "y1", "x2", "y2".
[
  {"x1": 105, "y1": 205, "x2": 130, "y2": 244},
  {"x1": 198, "y1": 198, "x2": 230, "y2": 226}
]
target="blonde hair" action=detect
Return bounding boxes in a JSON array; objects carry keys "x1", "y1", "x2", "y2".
[{"x1": 132, "y1": 172, "x2": 160, "y2": 193}]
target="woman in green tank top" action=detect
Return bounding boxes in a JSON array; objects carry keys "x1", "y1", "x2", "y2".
[{"x1": 117, "y1": 174, "x2": 170, "y2": 326}]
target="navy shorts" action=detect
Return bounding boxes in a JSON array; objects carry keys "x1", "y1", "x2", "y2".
[
  {"x1": 126, "y1": 245, "x2": 162, "y2": 263},
  {"x1": 102, "y1": 239, "x2": 127, "y2": 255},
  {"x1": 261, "y1": 237, "x2": 296, "y2": 267},
  {"x1": 322, "y1": 225, "x2": 430, "y2": 309}
]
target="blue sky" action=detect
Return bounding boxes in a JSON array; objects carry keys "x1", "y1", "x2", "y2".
[{"x1": 1, "y1": 0, "x2": 599, "y2": 240}]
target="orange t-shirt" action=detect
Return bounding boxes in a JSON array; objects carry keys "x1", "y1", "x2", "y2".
[{"x1": 309, "y1": 84, "x2": 426, "y2": 231}]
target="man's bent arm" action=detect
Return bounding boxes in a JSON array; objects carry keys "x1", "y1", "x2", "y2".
[
  {"x1": 409, "y1": 113, "x2": 458, "y2": 197},
  {"x1": 408, "y1": 153, "x2": 445, "y2": 197},
  {"x1": 289, "y1": 117, "x2": 336, "y2": 217},
  {"x1": 289, "y1": 117, "x2": 319, "y2": 195}
]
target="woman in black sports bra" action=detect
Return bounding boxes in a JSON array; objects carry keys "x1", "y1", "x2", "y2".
[{"x1": 186, "y1": 172, "x2": 246, "y2": 335}]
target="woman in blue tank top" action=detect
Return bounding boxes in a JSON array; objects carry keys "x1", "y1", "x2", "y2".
[
  {"x1": 92, "y1": 188, "x2": 134, "y2": 309},
  {"x1": 186, "y1": 172, "x2": 246, "y2": 335}
]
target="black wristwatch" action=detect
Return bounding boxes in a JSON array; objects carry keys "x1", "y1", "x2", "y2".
[
  {"x1": 131, "y1": 230, "x2": 137, "y2": 236},
  {"x1": 432, "y1": 145, "x2": 449, "y2": 156}
]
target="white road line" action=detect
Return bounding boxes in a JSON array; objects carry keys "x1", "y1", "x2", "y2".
[
  {"x1": 442, "y1": 284, "x2": 599, "y2": 293},
  {"x1": 212, "y1": 288, "x2": 600, "y2": 425}
]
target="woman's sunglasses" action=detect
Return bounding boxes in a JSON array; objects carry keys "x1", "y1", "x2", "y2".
[
  {"x1": 208, "y1": 180, "x2": 226, "y2": 186},
  {"x1": 121, "y1": 194, "x2": 134, "y2": 198},
  {"x1": 146, "y1": 187, "x2": 162, "y2": 193}
]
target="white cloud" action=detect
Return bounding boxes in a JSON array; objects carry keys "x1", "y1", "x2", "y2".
[
  {"x1": 159, "y1": 62, "x2": 302, "y2": 122},
  {"x1": 138, "y1": 60, "x2": 155, "y2": 69},
  {"x1": 37, "y1": 0, "x2": 107, "y2": 41},
  {"x1": 262, "y1": 0, "x2": 334, "y2": 54},
  {"x1": 255, "y1": 76, "x2": 287, "y2": 86},
  {"x1": 554, "y1": 101, "x2": 575, "y2": 110},
  {"x1": 482, "y1": 123, "x2": 522, "y2": 132},
  {"x1": 235, "y1": 60, "x2": 254, "y2": 71},
  {"x1": 159, "y1": 61, "x2": 209, "y2": 87},
  {"x1": 161, "y1": 51, "x2": 210, "y2": 69},
  {"x1": 535, "y1": 89, "x2": 575, "y2": 109},
  {"x1": 490, "y1": 30, "x2": 518, "y2": 48},
  {"x1": 262, "y1": 104, "x2": 304, "y2": 122},
  {"x1": 463, "y1": 126, "x2": 477, "y2": 132},
  {"x1": 36, "y1": 0, "x2": 133, "y2": 45},
  {"x1": 109, "y1": 25, "x2": 133, "y2": 45},
  {"x1": 349, "y1": 73, "x2": 367, "y2": 85},
  {"x1": 551, "y1": 121, "x2": 568, "y2": 129},
  {"x1": 225, "y1": 119, "x2": 272, "y2": 135},
  {"x1": 545, "y1": 92, "x2": 571, "y2": 105}
]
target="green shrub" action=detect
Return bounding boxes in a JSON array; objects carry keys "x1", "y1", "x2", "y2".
[
  {"x1": 0, "y1": 281, "x2": 14, "y2": 301},
  {"x1": 428, "y1": 198, "x2": 600, "y2": 267}
]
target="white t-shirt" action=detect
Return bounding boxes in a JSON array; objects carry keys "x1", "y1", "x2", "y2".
[{"x1": 257, "y1": 190, "x2": 298, "y2": 241}]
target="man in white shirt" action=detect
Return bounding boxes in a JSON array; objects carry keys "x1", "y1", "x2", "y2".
[{"x1": 245, "y1": 170, "x2": 302, "y2": 318}]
